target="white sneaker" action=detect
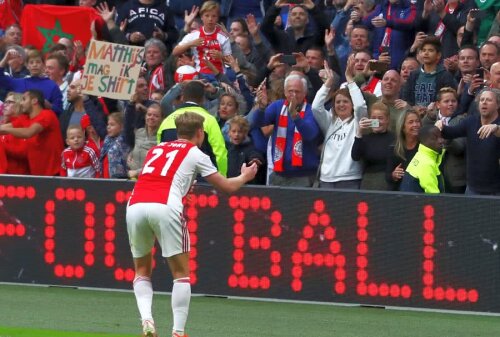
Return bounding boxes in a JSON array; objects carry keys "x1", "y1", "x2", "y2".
[{"x1": 142, "y1": 319, "x2": 158, "y2": 337}]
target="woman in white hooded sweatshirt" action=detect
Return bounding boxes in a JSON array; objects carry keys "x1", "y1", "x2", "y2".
[{"x1": 312, "y1": 58, "x2": 368, "y2": 189}]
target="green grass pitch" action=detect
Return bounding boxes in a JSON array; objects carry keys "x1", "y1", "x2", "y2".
[{"x1": 0, "y1": 284, "x2": 499, "y2": 337}]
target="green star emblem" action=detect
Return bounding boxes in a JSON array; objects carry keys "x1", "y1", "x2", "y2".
[{"x1": 38, "y1": 19, "x2": 74, "y2": 53}]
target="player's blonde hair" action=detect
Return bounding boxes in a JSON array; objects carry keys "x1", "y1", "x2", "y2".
[
  {"x1": 175, "y1": 112, "x2": 205, "y2": 138},
  {"x1": 200, "y1": 0, "x2": 220, "y2": 16}
]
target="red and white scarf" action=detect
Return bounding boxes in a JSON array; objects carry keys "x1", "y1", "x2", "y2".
[
  {"x1": 434, "y1": 2, "x2": 458, "y2": 39},
  {"x1": 148, "y1": 65, "x2": 164, "y2": 98},
  {"x1": 274, "y1": 100, "x2": 306, "y2": 172},
  {"x1": 380, "y1": 3, "x2": 392, "y2": 52}
]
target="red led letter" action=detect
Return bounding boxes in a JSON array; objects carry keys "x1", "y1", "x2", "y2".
[
  {"x1": 421, "y1": 205, "x2": 478, "y2": 303},
  {"x1": 291, "y1": 199, "x2": 346, "y2": 294},
  {"x1": 44, "y1": 188, "x2": 93, "y2": 279},
  {"x1": 356, "y1": 201, "x2": 412, "y2": 298},
  {"x1": 227, "y1": 196, "x2": 281, "y2": 290},
  {"x1": 184, "y1": 192, "x2": 219, "y2": 285},
  {"x1": 0, "y1": 184, "x2": 34, "y2": 238}
]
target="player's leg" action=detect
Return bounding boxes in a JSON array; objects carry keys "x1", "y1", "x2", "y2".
[
  {"x1": 167, "y1": 252, "x2": 191, "y2": 337},
  {"x1": 126, "y1": 204, "x2": 157, "y2": 337},
  {"x1": 133, "y1": 253, "x2": 155, "y2": 336},
  {"x1": 156, "y1": 207, "x2": 191, "y2": 337}
]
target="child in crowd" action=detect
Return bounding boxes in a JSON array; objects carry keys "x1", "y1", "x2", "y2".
[
  {"x1": 100, "y1": 112, "x2": 130, "y2": 179},
  {"x1": 60, "y1": 125, "x2": 101, "y2": 178},
  {"x1": 227, "y1": 116, "x2": 264, "y2": 184}
]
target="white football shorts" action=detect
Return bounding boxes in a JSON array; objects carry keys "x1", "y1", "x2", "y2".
[{"x1": 126, "y1": 203, "x2": 190, "y2": 258}]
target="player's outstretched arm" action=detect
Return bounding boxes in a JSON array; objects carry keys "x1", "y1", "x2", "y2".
[{"x1": 205, "y1": 163, "x2": 258, "y2": 193}]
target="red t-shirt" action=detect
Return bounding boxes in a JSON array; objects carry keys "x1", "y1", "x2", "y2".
[{"x1": 12, "y1": 110, "x2": 64, "y2": 176}]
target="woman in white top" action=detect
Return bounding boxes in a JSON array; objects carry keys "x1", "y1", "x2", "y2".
[{"x1": 312, "y1": 58, "x2": 367, "y2": 189}]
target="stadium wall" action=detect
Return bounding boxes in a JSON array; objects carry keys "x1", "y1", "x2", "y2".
[{"x1": 0, "y1": 176, "x2": 499, "y2": 313}]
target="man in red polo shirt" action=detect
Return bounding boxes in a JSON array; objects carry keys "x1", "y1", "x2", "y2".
[{"x1": 0, "y1": 90, "x2": 63, "y2": 176}]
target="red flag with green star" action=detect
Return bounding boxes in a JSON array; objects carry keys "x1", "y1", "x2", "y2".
[{"x1": 20, "y1": 5, "x2": 100, "y2": 53}]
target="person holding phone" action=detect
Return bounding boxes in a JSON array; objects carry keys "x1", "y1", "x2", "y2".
[{"x1": 351, "y1": 101, "x2": 395, "y2": 190}]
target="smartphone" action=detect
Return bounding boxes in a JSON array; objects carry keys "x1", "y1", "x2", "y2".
[
  {"x1": 286, "y1": 0, "x2": 303, "y2": 4},
  {"x1": 369, "y1": 119, "x2": 380, "y2": 128},
  {"x1": 369, "y1": 61, "x2": 388, "y2": 73},
  {"x1": 475, "y1": 67, "x2": 484, "y2": 79},
  {"x1": 280, "y1": 54, "x2": 296, "y2": 66},
  {"x1": 380, "y1": 46, "x2": 389, "y2": 54},
  {"x1": 470, "y1": 10, "x2": 487, "y2": 20}
]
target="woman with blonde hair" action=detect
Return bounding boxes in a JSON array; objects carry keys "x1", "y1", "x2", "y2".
[{"x1": 385, "y1": 109, "x2": 421, "y2": 191}]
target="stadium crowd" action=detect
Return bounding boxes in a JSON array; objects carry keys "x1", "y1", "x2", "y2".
[{"x1": 0, "y1": 0, "x2": 499, "y2": 195}]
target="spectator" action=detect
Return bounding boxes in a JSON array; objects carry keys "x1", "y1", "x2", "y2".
[
  {"x1": 45, "y1": 53, "x2": 70, "y2": 110},
  {"x1": 422, "y1": 87, "x2": 466, "y2": 193},
  {"x1": 226, "y1": 115, "x2": 265, "y2": 184},
  {"x1": 1, "y1": 24, "x2": 22, "y2": 52},
  {"x1": 362, "y1": 0, "x2": 417, "y2": 70},
  {"x1": 0, "y1": 49, "x2": 64, "y2": 116},
  {"x1": 400, "y1": 56, "x2": 419, "y2": 86},
  {"x1": 100, "y1": 112, "x2": 130, "y2": 179},
  {"x1": 305, "y1": 47, "x2": 326, "y2": 71},
  {"x1": 0, "y1": 91, "x2": 29, "y2": 174},
  {"x1": 386, "y1": 109, "x2": 421, "y2": 190},
  {"x1": 377, "y1": 70, "x2": 409, "y2": 133},
  {"x1": 436, "y1": 88, "x2": 500, "y2": 195},
  {"x1": 60, "y1": 78, "x2": 107, "y2": 142},
  {"x1": 117, "y1": 0, "x2": 179, "y2": 48},
  {"x1": 214, "y1": 92, "x2": 241, "y2": 142},
  {"x1": 157, "y1": 80, "x2": 228, "y2": 176},
  {"x1": 173, "y1": 1, "x2": 232, "y2": 77},
  {"x1": 312, "y1": 60, "x2": 367, "y2": 189},
  {"x1": 2, "y1": 45, "x2": 28, "y2": 78},
  {"x1": 253, "y1": 73, "x2": 321, "y2": 187},
  {"x1": 402, "y1": 36, "x2": 457, "y2": 108},
  {"x1": 143, "y1": 38, "x2": 169, "y2": 98},
  {"x1": 127, "y1": 103, "x2": 162, "y2": 179},
  {"x1": 0, "y1": 45, "x2": 27, "y2": 101},
  {"x1": 0, "y1": 90, "x2": 63, "y2": 176},
  {"x1": 123, "y1": 76, "x2": 155, "y2": 149},
  {"x1": 260, "y1": 0, "x2": 330, "y2": 54},
  {"x1": 456, "y1": 45, "x2": 480, "y2": 95},
  {"x1": 60, "y1": 125, "x2": 101, "y2": 178},
  {"x1": 479, "y1": 41, "x2": 500, "y2": 71},
  {"x1": 352, "y1": 101, "x2": 395, "y2": 190},
  {"x1": 400, "y1": 125, "x2": 445, "y2": 193},
  {"x1": 419, "y1": 0, "x2": 473, "y2": 59}
]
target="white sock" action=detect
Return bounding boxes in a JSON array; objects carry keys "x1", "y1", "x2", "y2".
[
  {"x1": 133, "y1": 275, "x2": 153, "y2": 322},
  {"x1": 172, "y1": 277, "x2": 191, "y2": 333}
]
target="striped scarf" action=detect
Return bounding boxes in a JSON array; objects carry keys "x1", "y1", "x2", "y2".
[{"x1": 274, "y1": 100, "x2": 306, "y2": 172}]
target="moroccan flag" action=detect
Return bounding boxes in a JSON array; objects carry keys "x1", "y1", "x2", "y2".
[{"x1": 20, "y1": 5, "x2": 100, "y2": 53}]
